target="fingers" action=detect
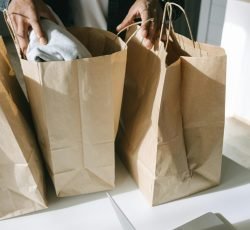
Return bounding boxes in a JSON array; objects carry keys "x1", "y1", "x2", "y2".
[
  {"x1": 139, "y1": 7, "x2": 150, "y2": 38},
  {"x1": 117, "y1": 0, "x2": 163, "y2": 49},
  {"x1": 10, "y1": 14, "x2": 47, "y2": 54},
  {"x1": 15, "y1": 16, "x2": 30, "y2": 53},
  {"x1": 8, "y1": 13, "x2": 29, "y2": 54},
  {"x1": 7, "y1": 0, "x2": 50, "y2": 55},
  {"x1": 142, "y1": 21, "x2": 155, "y2": 49},
  {"x1": 142, "y1": 30, "x2": 160, "y2": 49},
  {"x1": 116, "y1": 11, "x2": 135, "y2": 32},
  {"x1": 116, "y1": 2, "x2": 151, "y2": 38},
  {"x1": 116, "y1": 8, "x2": 153, "y2": 49},
  {"x1": 28, "y1": 2, "x2": 48, "y2": 45},
  {"x1": 30, "y1": 20, "x2": 47, "y2": 45},
  {"x1": 142, "y1": 10, "x2": 160, "y2": 49}
]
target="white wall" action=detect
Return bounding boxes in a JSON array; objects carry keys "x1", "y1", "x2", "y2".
[
  {"x1": 221, "y1": 0, "x2": 250, "y2": 124},
  {"x1": 197, "y1": 0, "x2": 227, "y2": 45},
  {"x1": 198, "y1": 0, "x2": 250, "y2": 124}
]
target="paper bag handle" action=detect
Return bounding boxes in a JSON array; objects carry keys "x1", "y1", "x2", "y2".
[
  {"x1": 162, "y1": 2, "x2": 202, "y2": 56},
  {"x1": 115, "y1": 3, "x2": 195, "y2": 50},
  {"x1": 115, "y1": 2, "x2": 198, "y2": 52},
  {"x1": 3, "y1": 9, "x2": 24, "y2": 59},
  {"x1": 115, "y1": 18, "x2": 154, "y2": 47},
  {"x1": 163, "y1": 2, "x2": 195, "y2": 47}
]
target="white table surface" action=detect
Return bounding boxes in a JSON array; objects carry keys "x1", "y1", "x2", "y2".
[
  {"x1": 1, "y1": 156, "x2": 250, "y2": 230},
  {"x1": 111, "y1": 157, "x2": 250, "y2": 230}
]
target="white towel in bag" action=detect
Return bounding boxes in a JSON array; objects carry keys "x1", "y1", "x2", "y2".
[{"x1": 26, "y1": 19, "x2": 92, "y2": 61}]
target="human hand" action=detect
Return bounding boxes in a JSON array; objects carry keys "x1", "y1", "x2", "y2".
[
  {"x1": 116, "y1": 0, "x2": 163, "y2": 49},
  {"x1": 7, "y1": 0, "x2": 57, "y2": 55}
]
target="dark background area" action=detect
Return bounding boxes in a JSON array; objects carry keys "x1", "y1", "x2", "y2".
[
  {"x1": 173, "y1": 0, "x2": 202, "y2": 40},
  {"x1": 1, "y1": 0, "x2": 201, "y2": 41},
  {"x1": 44, "y1": 0, "x2": 202, "y2": 40}
]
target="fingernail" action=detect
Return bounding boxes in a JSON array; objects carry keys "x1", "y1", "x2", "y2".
[
  {"x1": 116, "y1": 24, "x2": 121, "y2": 31},
  {"x1": 39, "y1": 37, "x2": 47, "y2": 45}
]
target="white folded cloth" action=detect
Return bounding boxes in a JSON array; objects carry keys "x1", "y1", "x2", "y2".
[{"x1": 26, "y1": 19, "x2": 92, "y2": 61}]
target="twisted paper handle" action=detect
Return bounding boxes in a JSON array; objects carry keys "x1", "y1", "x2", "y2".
[
  {"x1": 115, "y1": 18, "x2": 154, "y2": 46},
  {"x1": 3, "y1": 9, "x2": 25, "y2": 58}
]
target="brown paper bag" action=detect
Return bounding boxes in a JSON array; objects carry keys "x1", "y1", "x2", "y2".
[
  {"x1": 0, "y1": 37, "x2": 47, "y2": 220},
  {"x1": 19, "y1": 28, "x2": 127, "y2": 197},
  {"x1": 117, "y1": 26, "x2": 226, "y2": 205}
]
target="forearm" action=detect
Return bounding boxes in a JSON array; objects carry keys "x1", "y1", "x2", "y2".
[{"x1": 0, "y1": 0, "x2": 10, "y2": 11}]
